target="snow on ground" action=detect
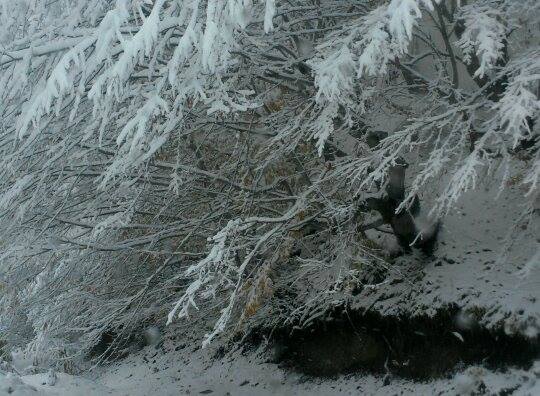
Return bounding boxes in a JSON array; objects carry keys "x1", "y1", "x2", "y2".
[
  {"x1": 19, "y1": 373, "x2": 113, "y2": 395},
  {"x1": 353, "y1": 176, "x2": 540, "y2": 336},
  {"x1": 0, "y1": 372, "x2": 39, "y2": 396},
  {"x1": 94, "y1": 342, "x2": 540, "y2": 396},
  {"x1": 2, "y1": 341, "x2": 538, "y2": 396}
]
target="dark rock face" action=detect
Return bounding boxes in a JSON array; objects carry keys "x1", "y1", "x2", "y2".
[
  {"x1": 279, "y1": 325, "x2": 384, "y2": 376},
  {"x1": 265, "y1": 307, "x2": 540, "y2": 379}
]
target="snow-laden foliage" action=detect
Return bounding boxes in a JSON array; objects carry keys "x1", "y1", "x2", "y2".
[
  {"x1": 456, "y1": 0, "x2": 507, "y2": 79},
  {"x1": 0, "y1": 0, "x2": 538, "y2": 367}
]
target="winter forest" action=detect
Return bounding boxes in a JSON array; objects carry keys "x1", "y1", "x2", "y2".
[{"x1": 0, "y1": 0, "x2": 539, "y2": 394}]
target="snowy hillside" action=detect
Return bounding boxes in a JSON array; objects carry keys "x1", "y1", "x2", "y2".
[{"x1": 1, "y1": 337, "x2": 539, "y2": 396}]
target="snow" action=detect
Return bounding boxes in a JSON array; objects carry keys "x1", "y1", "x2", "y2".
[
  {"x1": 18, "y1": 373, "x2": 112, "y2": 395},
  {"x1": 2, "y1": 177, "x2": 539, "y2": 395},
  {"x1": 264, "y1": 0, "x2": 275, "y2": 34},
  {"x1": 3, "y1": 339, "x2": 538, "y2": 396},
  {"x1": 0, "y1": 1, "x2": 538, "y2": 394},
  {"x1": 351, "y1": 175, "x2": 540, "y2": 334},
  {"x1": 456, "y1": 2, "x2": 507, "y2": 78},
  {"x1": 0, "y1": 372, "x2": 38, "y2": 396}
]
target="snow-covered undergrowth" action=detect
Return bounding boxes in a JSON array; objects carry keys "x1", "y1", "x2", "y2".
[{"x1": 0, "y1": 0, "x2": 538, "y2": 389}]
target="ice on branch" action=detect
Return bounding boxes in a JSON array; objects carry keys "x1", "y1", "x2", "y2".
[
  {"x1": 264, "y1": 0, "x2": 276, "y2": 33},
  {"x1": 456, "y1": 2, "x2": 507, "y2": 78}
]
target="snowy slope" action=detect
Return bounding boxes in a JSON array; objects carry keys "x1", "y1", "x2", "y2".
[
  {"x1": 0, "y1": 372, "x2": 39, "y2": 396},
  {"x1": 6, "y1": 342, "x2": 538, "y2": 396},
  {"x1": 351, "y1": 176, "x2": 540, "y2": 336},
  {"x1": 95, "y1": 342, "x2": 540, "y2": 396}
]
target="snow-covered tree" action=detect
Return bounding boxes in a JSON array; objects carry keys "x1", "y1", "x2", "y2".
[{"x1": 0, "y1": 0, "x2": 538, "y2": 365}]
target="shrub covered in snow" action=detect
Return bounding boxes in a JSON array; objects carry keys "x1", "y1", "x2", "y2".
[{"x1": 0, "y1": 0, "x2": 537, "y2": 366}]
